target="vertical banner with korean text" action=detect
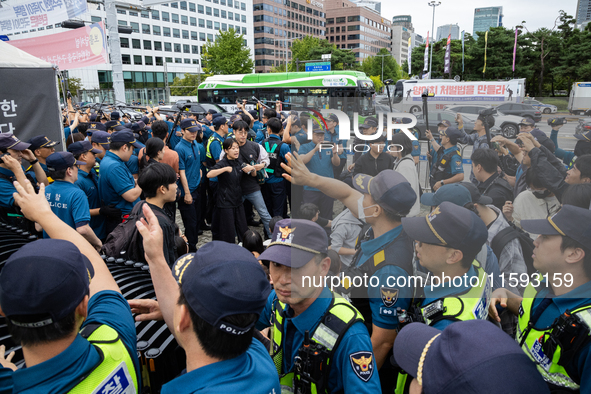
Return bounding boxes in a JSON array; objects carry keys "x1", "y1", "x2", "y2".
[
  {"x1": 8, "y1": 22, "x2": 108, "y2": 70},
  {"x1": 407, "y1": 37, "x2": 412, "y2": 75},
  {"x1": 423, "y1": 31, "x2": 429, "y2": 77},
  {"x1": 444, "y1": 34, "x2": 451, "y2": 75},
  {"x1": 0, "y1": 0, "x2": 87, "y2": 35},
  {"x1": 513, "y1": 28, "x2": 518, "y2": 72},
  {"x1": 483, "y1": 31, "x2": 489, "y2": 74},
  {"x1": 461, "y1": 30, "x2": 465, "y2": 73}
]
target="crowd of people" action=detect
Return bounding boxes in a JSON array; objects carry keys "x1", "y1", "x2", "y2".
[{"x1": 0, "y1": 97, "x2": 590, "y2": 394}]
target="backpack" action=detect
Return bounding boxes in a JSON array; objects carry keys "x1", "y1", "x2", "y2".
[
  {"x1": 490, "y1": 223, "x2": 536, "y2": 276},
  {"x1": 101, "y1": 201, "x2": 168, "y2": 262}
]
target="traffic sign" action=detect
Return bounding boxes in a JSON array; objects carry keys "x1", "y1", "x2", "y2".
[
  {"x1": 305, "y1": 62, "x2": 331, "y2": 72},
  {"x1": 0, "y1": 35, "x2": 9, "y2": 42}
]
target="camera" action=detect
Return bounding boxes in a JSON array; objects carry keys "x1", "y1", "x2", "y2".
[
  {"x1": 478, "y1": 108, "x2": 496, "y2": 128},
  {"x1": 548, "y1": 117, "x2": 566, "y2": 126}
]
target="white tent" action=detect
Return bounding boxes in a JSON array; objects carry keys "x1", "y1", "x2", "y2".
[{"x1": 0, "y1": 40, "x2": 52, "y2": 68}]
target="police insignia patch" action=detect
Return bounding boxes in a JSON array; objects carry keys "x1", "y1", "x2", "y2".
[
  {"x1": 455, "y1": 160, "x2": 462, "y2": 166},
  {"x1": 380, "y1": 287, "x2": 398, "y2": 308},
  {"x1": 349, "y1": 351, "x2": 374, "y2": 382}
]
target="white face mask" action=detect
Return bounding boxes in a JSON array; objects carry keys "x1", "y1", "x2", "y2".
[{"x1": 357, "y1": 196, "x2": 379, "y2": 222}]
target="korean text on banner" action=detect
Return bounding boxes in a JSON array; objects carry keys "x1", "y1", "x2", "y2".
[
  {"x1": 0, "y1": 0, "x2": 87, "y2": 35},
  {"x1": 8, "y1": 22, "x2": 108, "y2": 70},
  {"x1": 444, "y1": 34, "x2": 451, "y2": 74}
]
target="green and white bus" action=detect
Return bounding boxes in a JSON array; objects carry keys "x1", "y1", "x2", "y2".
[{"x1": 197, "y1": 71, "x2": 376, "y2": 118}]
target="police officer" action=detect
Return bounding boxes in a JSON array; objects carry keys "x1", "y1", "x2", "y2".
[
  {"x1": 26, "y1": 135, "x2": 60, "y2": 175},
  {"x1": 204, "y1": 115, "x2": 230, "y2": 235},
  {"x1": 110, "y1": 111, "x2": 124, "y2": 126},
  {"x1": 288, "y1": 152, "x2": 416, "y2": 392},
  {"x1": 86, "y1": 121, "x2": 107, "y2": 144},
  {"x1": 393, "y1": 202, "x2": 491, "y2": 393},
  {"x1": 324, "y1": 113, "x2": 347, "y2": 179},
  {"x1": 0, "y1": 177, "x2": 140, "y2": 392},
  {"x1": 128, "y1": 207, "x2": 280, "y2": 393},
  {"x1": 0, "y1": 134, "x2": 48, "y2": 218},
  {"x1": 426, "y1": 127, "x2": 464, "y2": 191},
  {"x1": 43, "y1": 152, "x2": 102, "y2": 250},
  {"x1": 98, "y1": 130, "x2": 142, "y2": 234},
  {"x1": 490, "y1": 205, "x2": 591, "y2": 393},
  {"x1": 68, "y1": 140, "x2": 111, "y2": 241},
  {"x1": 90, "y1": 130, "x2": 111, "y2": 175},
  {"x1": 256, "y1": 219, "x2": 381, "y2": 393},
  {"x1": 175, "y1": 119, "x2": 203, "y2": 252}
]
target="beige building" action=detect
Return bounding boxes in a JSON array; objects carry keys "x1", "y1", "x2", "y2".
[
  {"x1": 253, "y1": 0, "x2": 326, "y2": 73},
  {"x1": 324, "y1": 0, "x2": 392, "y2": 61}
]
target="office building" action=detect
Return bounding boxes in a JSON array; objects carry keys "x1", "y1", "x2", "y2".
[
  {"x1": 391, "y1": 15, "x2": 413, "y2": 30},
  {"x1": 436, "y1": 23, "x2": 460, "y2": 41},
  {"x1": 391, "y1": 25, "x2": 411, "y2": 65},
  {"x1": 253, "y1": 0, "x2": 326, "y2": 73},
  {"x1": 473, "y1": 6, "x2": 503, "y2": 38},
  {"x1": 411, "y1": 32, "x2": 424, "y2": 49},
  {"x1": 5, "y1": 0, "x2": 255, "y2": 103},
  {"x1": 325, "y1": 0, "x2": 392, "y2": 61},
  {"x1": 350, "y1": 0, "x2": 381, "y2": 13},
  {"x1": 576, "y1": 0, "x2": 591, "y2": 26}
]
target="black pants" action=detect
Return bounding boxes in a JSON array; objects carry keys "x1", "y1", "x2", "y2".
[
  {"x1": 262, "y1": 180, "x2": 287, "y2": 218},
  {"x1": 288, "y1": 183, "x2": 304, "y2": 218},
  {"x1": 302, "y1": 190, "x2": 334, "y2": 220},
  {"x1": 199, "y1": 176, "x2": 210, "y2": 227},
  {"x1": 208, "y1": 181, "x2": 219, "y2": 238},
  {"x1": 178, "y1": 188, "x2": 200, "y2": 252},
  {"x1": 212, "y1": 205, "x2": 248, "y2": 244}
]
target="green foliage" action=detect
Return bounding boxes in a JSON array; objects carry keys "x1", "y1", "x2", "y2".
[
  {"x1": 59, "y1": 77, "x2": 83, "y2": 96},
  {"x1": 289, "y1": 36, "x2": 358, "y2": 71},
  {"x1": 369, "y1": 76, "x2": 383, "y2": 92},
  {"x1": 202, "y1": 28, "x2": 253, "y2": 75},
  {"x1": 361, "y1": 48, "x2": 403, "y2": 84},
  {"x1": 170, "y1": 73, "x2": 204, "y2": 96}
]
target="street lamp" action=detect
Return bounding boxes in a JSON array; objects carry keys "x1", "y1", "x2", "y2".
[
  {"x1": 283, "y1": 37, "x2": 298, "y2": 71},
  {"x1": 375, "y1": 54, "x2": 390, "y2": 93},
  {"x1": 428, "y1": 1, "x2": 441, "y2": 78}
]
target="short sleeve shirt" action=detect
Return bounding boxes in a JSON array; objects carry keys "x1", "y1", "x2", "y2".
[
  {"x1": 298, "y1": 141, "x2": 335, "y2": 191},
  {"x1": 43, "y1": 180, "x2": 91, "y2": 238},
  {"x1": 175, "y1": 138, "x2": 202, "y2": 193},
  {"x1": 98, "y1": 151, "x2": 139, "y2": 215}
]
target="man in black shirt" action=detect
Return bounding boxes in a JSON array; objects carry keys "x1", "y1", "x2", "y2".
[
  {"x1": 353, "y1": 135, "x2": 394, "y2": 177},
  {"x1": 137, "y1": 163, "x2": 178, "y2": 267},
  {"x1": 471, "y1": 148, "x2": 514, "y2": 210}
]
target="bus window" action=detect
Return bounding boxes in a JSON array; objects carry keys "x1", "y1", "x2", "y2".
[
  {"x1": 258, "y1": 89, "x2": 281, "y2": 110},
  {"x1": 329, "y1": 88, "x2": 355, "y2": 118},
  {"x1": 308, "y1": 88, "x2": 330, "y2": 110},
  {"x1": 214, "y1": 90, "x2": 237, "y2": 104},
  {"x1": 283, "y1": 88, "x2": 306, "y2": 111}
]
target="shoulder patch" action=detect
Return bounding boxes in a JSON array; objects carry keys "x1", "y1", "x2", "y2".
[
  {"x1": 349, "y1": 351, "x2": 375, "y2": 382},
  {"x1": 455, "y1": 160, "x2": 462, "y2": 166},
  {"x1": 380, "y1": 287, "x2": 399, "y2": 308}
]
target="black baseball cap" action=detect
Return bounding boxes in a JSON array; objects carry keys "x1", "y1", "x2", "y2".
[
  {"x1": 575, "y1": 131, "x2": 591, "y2": 142},
  {"x1": 91, "y1": 131, "x2": 111, "y2": 150},
  {"x1": 46, "y1": 151, "x2": 85, "y2": 171},
  {"x1": 421, "y1": 183, "x2": 474, "y2": 207},
  {"x1": 110, "y1": 130, "x2": 142, "y2": 148},
  {"x1": 458, "y1": 182, "x2": 493, "y2": 205},
  {"x1": 131, "y1": 121, "x2": 146, "y2": 133},
  {"x1": 172, "y1": 242, "x2": 270, "y2": 335},
  {"x1": 110, "y1": 111, "x2": 121, "y2": 120},
  {"x1": 353, "y1": 170, "x2": 416, "y2": 216},
  {"x1": 207, "y1": 109, "x2": 218, "y2": 115},
  {"x1": 519, "y1": 118, "x2": 535, "y2": 127},
  {"x1": 180, "y1": 119, "x2": 202, "y2": 132},
  {"x1": 28, "y1": 135, "x2": 60, "y2": 151},
  {"x1": 0, "y1": 134, "x2": 30, "y2": 151},
  {"x1": 440, "y1": 127, "x2": 462, "y2": 145},
  {"x1": 248, "y1": 110, "x2": 259, "y2": 120},
  {"x1": 104, "y1": 120, "x2": 119, "y2": 130},
  {"x1": 401, "y1": 201, "x2": 488, "y2": 257},
  {"x1": 521, "y1": 204, "x2": 591, "y2": 247},
  {"x1": 438, "y1": 120, "x2": 452, "y2": 128},
  {"x1": 326, "y1": 113, "x2": 339, "y2": 123},
  {"x1": 87, "y1": 122, "x2": 106, "y2": 132},
  {"x1": 68, "y1": 140, "x2": 101, "y2": 156},
  {"x1": 259, "y1": 219, "x2": 328, "y2": 268},
  {"x1": 394, "y1": 320, "x2": 551, "y2": 394},
  {"x1": 212, "y1": 116, "x2": 228, "y2": 128},
  {"x1": 0, "y1": 239, "x2": 95, "y2": 327}
]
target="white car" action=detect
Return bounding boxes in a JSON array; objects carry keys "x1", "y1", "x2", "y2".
[
  {"x1": 444, "y1": 104, "x2": 527, "y2": 138},
  {"x1": 523, "y1": 99, "x2": 558, "y2": 114}
]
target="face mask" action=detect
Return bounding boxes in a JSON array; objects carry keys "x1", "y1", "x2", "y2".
[
  {"x1": 532, "y1": 189, "x2": 551, "y2": 199},
  {"x1": 357, "y1": 196, "x2": 379, "y2": 222}
]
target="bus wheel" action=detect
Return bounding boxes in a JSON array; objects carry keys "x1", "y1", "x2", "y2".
[{"x1": 410, "y1": 106, "x2": 421, "y2": 114}]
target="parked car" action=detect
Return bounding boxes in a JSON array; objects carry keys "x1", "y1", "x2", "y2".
[
  {"x1": 495, "y1": 102, "x2": 542, "y2": 122},
  {"x1": 444, "y1": 104, "x2": 524, "y2": 138},
  {"x1": 171, "y1": 102, "x2": 232, "y2": 121},
  {"x1": 575, "y1": 118, "x2": 591, "y2": 135},
  {"x1": 523, "y1": 99, "x2": 558, "y2": 114},
  {"x1": 413, "y1": 111, "x2": 473, "y2": 140}
]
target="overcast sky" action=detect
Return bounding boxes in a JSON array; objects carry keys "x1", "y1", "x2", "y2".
[{"x1": 380, "y1": 0, "x2": 578, "y2": 38}]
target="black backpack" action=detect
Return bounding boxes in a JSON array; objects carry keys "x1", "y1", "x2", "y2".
[
  {"x1": 101, "y1": 201, "x2": 168, "y2": 262},
  {"x1": 491, "y1": 223, "x2": 536, "y2": 276}
]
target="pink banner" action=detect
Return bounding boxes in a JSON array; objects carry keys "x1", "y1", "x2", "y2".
[{"x1": 8, "y1": 22, "x2": 108, "y2": 70}]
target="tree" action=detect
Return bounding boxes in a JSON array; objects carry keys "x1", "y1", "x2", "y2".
[
  {"x1": 289, "y1": 36, "x2": 359, "y2": 71},
  {"x1": 361, "y1": 48, "x2": 403, "y2": 82},
  {"x1": 170, "y1": 73, "x2": 204, "y2": 96},
  {"x1": 201, "y1": 28, "x2": 253, "y2": 75},
  {"x1": 59, "y1": 77, "x2": 83, "y2": 97},
  {"x1": 369, "y1": 76, "x2": 383, "y2": 93}
]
